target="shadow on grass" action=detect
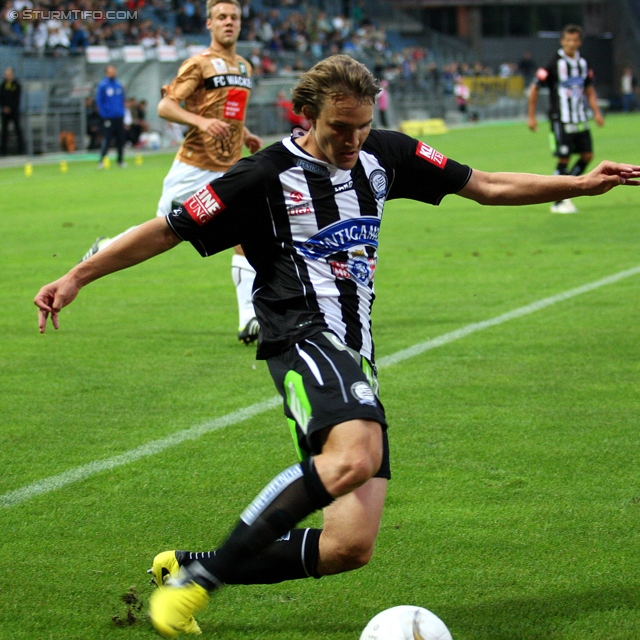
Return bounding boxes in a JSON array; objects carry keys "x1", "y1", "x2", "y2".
[
  {"x1": 197, "y1": 586, "x2": 640, "y2": 639},
  {"x1": 438, "y1": 585, "x2": 640, "y2": 639}
]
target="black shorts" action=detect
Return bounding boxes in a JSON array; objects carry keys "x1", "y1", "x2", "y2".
[
  {"x1": 550, "y1": 120, "x2": 593, "y2": 157},
  {"x1": 267, "y1": 330, "x2": 390, "y2": 479}
]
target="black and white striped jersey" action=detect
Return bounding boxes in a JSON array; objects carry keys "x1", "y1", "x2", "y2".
[
  {"x1": 167, "y1": 129, "x2": 472, "y2": 361},
  {"x1": 534, "y1": 48, "x2": 594, "y2": 125}
]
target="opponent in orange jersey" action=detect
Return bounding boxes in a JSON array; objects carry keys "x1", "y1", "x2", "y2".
[
  {"x1": 82, "y1": 0, "x2": 263, "y2": 343},
  {"x1": 156, "y1": 0, "x2": 263, "y2": 344}
]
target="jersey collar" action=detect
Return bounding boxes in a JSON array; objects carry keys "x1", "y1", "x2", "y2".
[
  {"x1": 558, "y1": 48, "x2": 580, "y2": 64},
  {"x1": 282, "y1": 135, "x2": 336, "y2": 171}
]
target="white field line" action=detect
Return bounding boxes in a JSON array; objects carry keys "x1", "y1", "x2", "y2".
[{"x1": 3, "y1": 264, "x2": 640, "y2": 508}]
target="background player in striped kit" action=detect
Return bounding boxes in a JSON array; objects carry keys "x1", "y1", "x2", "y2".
[
  {"x1": 527, "y1": 24, "x2": 604, "y2": 214},
  {"x1": 35, "y1": 56, "x2": 639, "y2": 638},
  {"x1": 82, "y1": 0, "x2": 264, "y2": 344}
]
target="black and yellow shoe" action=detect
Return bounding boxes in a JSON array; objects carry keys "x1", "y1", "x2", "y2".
[
  {"x1": 149, "y1": 550, "x2": 182, "y2": 587},
  {"x1": 149, "y1": 578, "x2": 208, "y2": 637},
  {"x1": 238, "y1": 317, "x2": 260, "y2": 345}
]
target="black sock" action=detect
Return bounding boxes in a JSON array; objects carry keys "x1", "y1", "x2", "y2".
[
  {"x1": 554, "y1": 161, "x2": 569, "y2": 176},
  {"x1": 553, "y1": 162, "x2": 569, "y2": 204},
  {"x1": 569, "y1": 159, "x2": 589, "y2": 176},
  {"x1": 175, "y1": 528, "x2": 322, "y2": 584},
  {"x1": 191, "y1": 458, "x2": 332, "y2": 589}
]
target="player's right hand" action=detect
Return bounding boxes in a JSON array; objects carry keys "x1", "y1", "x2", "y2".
[
  {"x1": 528, "y1": 116, "x2": 537, "y2": 132},
  {"x1": 199, "y1": 117, "x2": 231, "y2": 139},
  {"x1": 34, "y1": 277, "x2": 80, "y2": 333}
]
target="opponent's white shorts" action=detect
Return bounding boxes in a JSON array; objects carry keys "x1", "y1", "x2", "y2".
[{"x1": 156, "y1": 159, "x2": 224, "y2": 217}]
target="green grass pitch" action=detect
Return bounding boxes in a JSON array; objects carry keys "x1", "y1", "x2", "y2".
[{"x1": 1, "y1": 115, "x2": 639, "y2": 639}]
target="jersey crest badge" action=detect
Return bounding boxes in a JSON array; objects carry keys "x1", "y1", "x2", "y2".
[
  {"x1": 239, "y1": 62, "x2": 248, "y2": 76},
  {"x1": 212, "y1": 58, "x2": 228, "y2": 74},
  {"x1": 368, "y1": 169, "x2": 387, "y2": 199},
  {"x1": 350, "y1": 382, "x2": 377, "y2": 406}
]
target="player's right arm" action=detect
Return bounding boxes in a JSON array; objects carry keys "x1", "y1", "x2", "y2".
[
  {"x1": 35, "y1": 218, "x2": 181, "y2": 333},
  {"x1": 158, "y1": 94, "x2": 231, "y2": 139},
  {"x1": 527, "y1": 82, "x2": 539, "y2": 132},
  {"x1": 158, "y1": 59, "x2": 230, "y2": 139}
]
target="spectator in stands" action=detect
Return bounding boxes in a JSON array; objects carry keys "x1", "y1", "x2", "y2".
[
  {"x1": 518, "y1": 52, "x2": 536, "y2": 86},
  {"x1": 96, "y1": 64, "x2": 126, "y2": 168},
  {"x1": 46, "y1": 18, "x2": 70, "y2": 53},
  {"x1": 377, "y1": 78, "x2": 389, "y2": 128},
  {"x1": 85, "y1": 97, "x2": 102, "y2": 150},
  {"x1": 169, "y1": 25, "x2": 186, "y2": 49},
  {"x1": 0, "y1": 66, "x2": 24, "y2": 155},
  {"x1": 454, "y1": 75, "x2": 470, "y2": 116},
  {"x1": 31, "y1": 19, "x2": 48, "y2": 51},
  {"x1": 126, "y1": 97, "x2": 148, "y2": 145},
  {"x1": 69, "y1": 20, "x2": 90, "y2": 53},
  {"x1": 276, "y1": 89, "x2": 308, "y2": 129},
  {"x1": 190, "y1": 4, "x2": 205, "y2": 33},
  {"x1": 0, "y1": 2, "x2": 23, "y2": 45},
  {"x1": 621, "y1": 67, "x2": 638, "y2": 113},
  {"x1": 260, "y1": 51, "x2": 277, "y2": 76}
]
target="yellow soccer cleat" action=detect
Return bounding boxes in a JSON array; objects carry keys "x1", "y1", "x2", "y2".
[
  {"x1": 149, "y1": 581, "x2": 209, "y2": 638},
  {"x1": 149, "y1": 550, "x2": 181, "y2": 587}
]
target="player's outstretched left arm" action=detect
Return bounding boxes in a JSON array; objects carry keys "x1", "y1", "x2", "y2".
[
  {"x1": 35, "y1": 217, "x2": 181, "y2": 333},
  {"x1": 244, "y1": 127, "x2": 263, "y2": 154},
  {"x1": 459, "y1": 161, "x2": 640, "y2": 206}
]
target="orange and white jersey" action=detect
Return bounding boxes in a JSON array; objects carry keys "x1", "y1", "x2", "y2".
[{"x1": 163, "y1": 48, "x2": 253, "y2": 172}]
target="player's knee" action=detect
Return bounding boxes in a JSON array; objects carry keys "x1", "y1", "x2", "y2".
[
  {"x1": 581, "y1": 152, "x2": 593, "y2": 163},
  {"x1": 338, "y1": 541, "x2": 375, "y2": 572},
  {"x1": 334, "y1": 447, "x2": 382, "y2": 492},
  {"x1": 322, "y1": 538, "x2": 376, "y2": 574}
]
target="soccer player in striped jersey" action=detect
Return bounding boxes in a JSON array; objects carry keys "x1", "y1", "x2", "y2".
[
  {"x1": 528, "y1": 24, "x2": 605, "y2": 214},
  {"x1": 35, "y1": 56, "x2": 639, "y2": 638}
]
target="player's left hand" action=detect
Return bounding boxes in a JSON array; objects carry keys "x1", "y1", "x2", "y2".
[
  {"x1": 581, "y1": 160, "x2": 640, "y2": 195},
  {"x1": 244, "y1": 132, "x2": 263, "y2": 154},
  {"x1": 34, "y1": 276, "x2": 81, "y2": 333},
  {"x1": 594, "y1": 112, "x2": 605, "y2": 127}
]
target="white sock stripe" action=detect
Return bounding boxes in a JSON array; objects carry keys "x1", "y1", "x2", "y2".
[
  {"x1": 240, "y1": 463, "x2": 304, "y2": 526},
  {"x1": 300, "y1": 528, "x2": 311, "y2": 577},
  {"x1": 2, "y1": 265, "x2": 639, "y2": 508}
]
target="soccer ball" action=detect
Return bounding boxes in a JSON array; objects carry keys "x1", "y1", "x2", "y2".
[{"x1": 360, "y1": 605, "x2": 453, "y2": 640}]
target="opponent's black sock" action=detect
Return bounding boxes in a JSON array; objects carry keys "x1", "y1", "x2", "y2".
[
  {"x1": 176, "y1": 527, "x2": 322, "y2": 584},
  {"x1": 554, "y1": 161, "x2": 569, "y2": 176},
  {"x1": 189, "y1": 458, "x2": 332, "y2": 590},
  {"x1": 569, "y1": 159, "x2": 589, "y2": 176}
]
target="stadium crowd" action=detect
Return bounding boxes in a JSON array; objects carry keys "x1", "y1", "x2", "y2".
[{"x1": 0, "y1": 0, "x2": 506, "y2": 81}]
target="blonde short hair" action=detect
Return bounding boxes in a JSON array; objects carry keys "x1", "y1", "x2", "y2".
[
  {"x1": 206, "y1": 0, "x2": 241, "y2": 18},
  {"x1": 291, "y1": 55, "x2": 380, "y2": 120}
]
